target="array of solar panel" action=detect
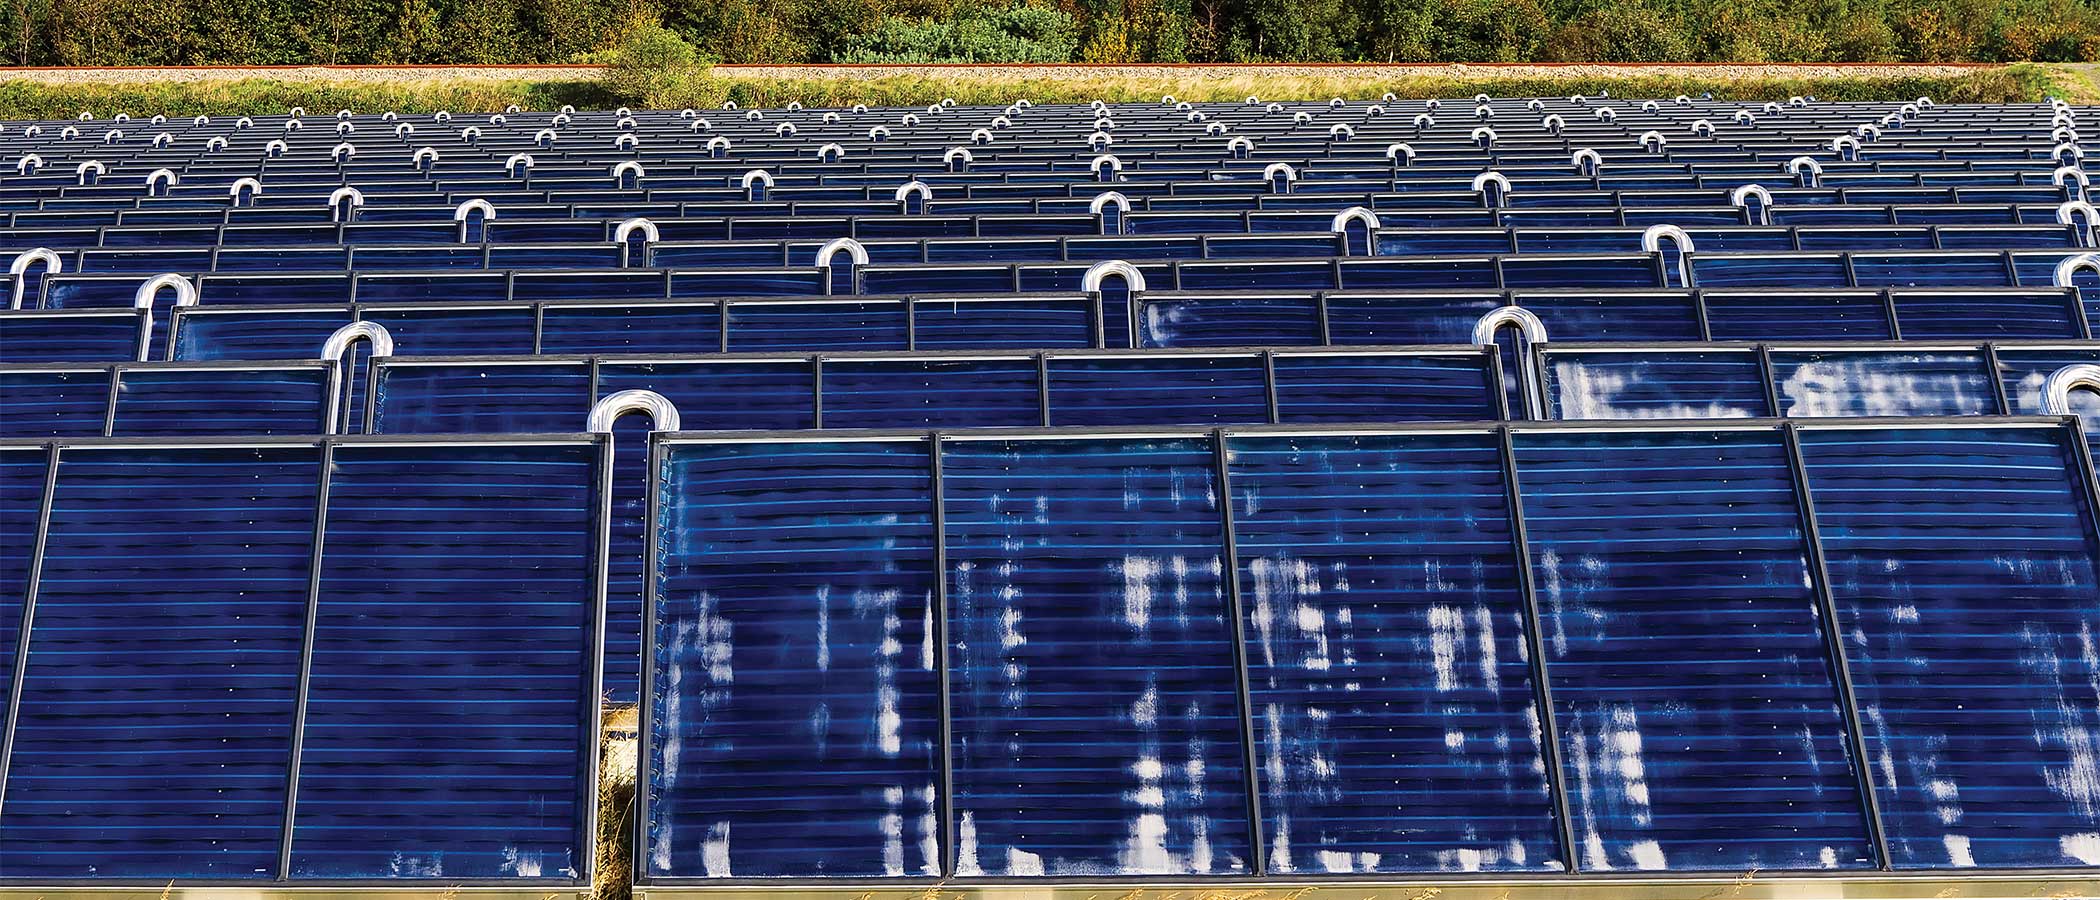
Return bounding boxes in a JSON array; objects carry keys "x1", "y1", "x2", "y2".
[
  {"x1": 0, "y1": 436, "x2": 606, "y2": 881},
  {"x1": 4, "y1": 92, "x2": 2100, "y2": 888},
  {"x1": 643, "y1": 420, "x2": 2100, "y2": 879}
]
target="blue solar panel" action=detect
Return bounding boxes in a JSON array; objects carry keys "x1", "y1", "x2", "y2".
[
  {"x1": 2, "y1": 447, "x2": 318, "y2": 878},
  {"x1": 289, "y1": 442, "x2": 598, "y2": 879},
  {"x1": 1853, "y1": 254, "x2": 2012, "y2": 288},
  {"x1": 1227, "y1": 432, "x2": 1561, "y2": 873},
  {"x1": 0, "y1": 370, "x2": 110, "y2": 437},
  {"x1": 648, "y1": 439, "x2": 942, "y2": 877},
  {"x1": 1513, "y1": 428, "x2": 1875, "y2": 871},
  {"x1": 110, "y1": 367, "x2": 332, "y2": 436},
  {"x1": 361, "y1": 308, "x2": 537, "y2": 356},
  {"x1": 1324, "y1": 295, "x2": 1503, "y2": 346},
  {"x1": 0, "y1": 311, "x2": 146, "y2": 363},
  {"x1": 1047, "y1": 354, "x2": 1269, "y2": 426},
  {"x1": 912, "y1": 298, "x2": 1097, "y2": 350},
  {"x1": 1137, "y1": 296, "x2": 1323, "y2": 348},
  {"x1": 1514, "y1": 293, "x2": 1703, "y2": 342},
  {"x1": 1893, "y1": 291, "x2": 2083, "y2": 340},
  {"x1": 1501, "y1": 257, "x2": 1659, "y2": 289},
  {"x1": 943, "y1": 436, "x2": 1252, "y2": 875},
  {"x1": 598, "y1": 362, "x2": 817, "y2": 431},
  {"x1": 1541, "y1": 349, "x2": 1770, "y2": 420},
  {"x1": 538, "y1": 304, "x2": 724, "y2": 356},
  {"x1": 1799, "y1": 424, "x2": 2100, "y2": 869},
  {"x1": 1701, "y1": 293, "x2": 1894, "y2": 341},
  {"x1": 1770, "y1": 350, "x2": 1997, "y2": 418},
  {"x1": 173, "y1": 310, "x2": 350, "y2": 361},
  {"x1": 1271, "y1": 352, "x2": 1501, "y2": 422},
  {"x1": 1691, "y1": 255, "x2": 1851, "y2": 289},
  {"x1": 0, "y1": 447, "x2": 46, "y2": 773},
  {"x1": 372, "y1": 362, "x2": 591, "y2": 434},
  {"x1": 728, "y1": 301, "x2": 909, "y2": 352},
  {"x1": 822, "y1": 358, "x2": 1043, "y2": 428}
]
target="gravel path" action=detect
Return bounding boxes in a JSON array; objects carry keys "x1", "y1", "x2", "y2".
[{"x1": 0, "y1": 62, "x2": 1996, "y2": 85}]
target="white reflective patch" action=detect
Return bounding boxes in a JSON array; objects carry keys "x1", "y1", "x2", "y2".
[
  {"x1": 703, "y1": 821, "x2": 732, "y2": 877},
  {"x1": 499, "y1": 845, "x2": 542, "y2": 877},
  {"x1": 1626, "y1": 839, "x2": 1666, "y2": 870},
  {"x1": 955, "y1": 811, "x2": 982, "y2": 875},
  {"x1": 1120, "y1": 554, "x2": 1161, "y2": 629},
  {"x1": 1269, "y1": 812, "x2": 1293, "y2": 873},
  {"x1": 1429, "y1": 605, "x2": 1463, "y2": 691},
  {"x1": 2061, "y1": 832, "x2": 2100, "y2": 865},
  {"x1": 1944, "y1": 833, "x2": 1976, "y2": 867},
  {"x1": 1007, "y1": 846, "x2": 1045, "y2": 876}
]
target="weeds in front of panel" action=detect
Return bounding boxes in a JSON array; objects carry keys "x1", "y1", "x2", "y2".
[{"x1": 596, "y1": 705, "x2": 639, "y2": 900}]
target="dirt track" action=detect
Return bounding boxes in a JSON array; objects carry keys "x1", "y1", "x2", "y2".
[{"x1": 0, "y1": 62, "x2": 1996, "y2": 85}]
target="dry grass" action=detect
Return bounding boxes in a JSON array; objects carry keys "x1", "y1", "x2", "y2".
[
  {"x1": 595, "y1": 705, "x2": 639, "y2": 900},
  {"x1": 0, "y1": 63, "x2": 2057, "y2": 118}
]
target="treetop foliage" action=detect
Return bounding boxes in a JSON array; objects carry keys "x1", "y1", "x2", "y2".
[{"x1": 6, "y1": 0, "x2": 2098, "y2": 65}]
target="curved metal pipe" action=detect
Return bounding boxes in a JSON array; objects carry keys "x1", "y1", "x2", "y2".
[
  {"x1": 589, "y1": 390, "x2": 683, "y2": 433},
  {"x1": 1081, "y1": 259, "x2": 1147, "y2": 293},
  {"x1": 2045, "y1": 364, "x2": 2100, "y2": 416},
  {"x1": 8, "y1": 248, "x2": 61, "y2": 309}
]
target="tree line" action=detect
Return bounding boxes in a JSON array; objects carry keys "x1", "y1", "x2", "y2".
[{"x1": 5, "y1": 0, "x2": 2095, "y2": 66}]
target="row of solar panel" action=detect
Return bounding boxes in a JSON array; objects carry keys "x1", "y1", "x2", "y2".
[
  {"x1": 7, "y1": 167, "x2": 2088, "y2": 199},
  {"x1": 0, "y1": 110, "x2": 2048, "y2": 155},
  {"x1": 634, "y1": 419, "x2": 2100, "y2": 878},
  {"x1": 1, "y1": 417, "x2": 2092, "y2": 883},
  {"x1": 16, "y1": 105, "x2": 1963, "y2": 139},
  {"x1": 0, "y1": 436, "x2": 603, "y2": 881},
  {"x1": 15, "y1": 249, "x2": 2097, "y2": 311},
  {"x1": 8, "y1": 288, "x2": 2092, "y2": 368},
  {"x1": 5, "y1": 167, "x2": 2085, "y2": 214},
  {"x1": 4, "y1": 225, "x2": 2087, "y2": 286},
  {"x1": 3, "y1": 196, "x2": 2090, "y2": 243},
  {"x1": 0, "y1": 106, "x2": 2055, "y2": 155},
  {"x1": 10, "y1": 343, "x2": 2097, "y2": 440},
  {"x1": 10, "y1": 340, "x2": 2091, "y2": 707}
]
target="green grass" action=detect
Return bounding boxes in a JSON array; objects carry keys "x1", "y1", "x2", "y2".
[{"x1": 0, "y1": 65, "x2": 2054, "y2": 120}]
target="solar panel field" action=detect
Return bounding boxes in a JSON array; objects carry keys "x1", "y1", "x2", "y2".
[{"x1": 1, "y1": 89, "x2": 2099, "y2": 900}]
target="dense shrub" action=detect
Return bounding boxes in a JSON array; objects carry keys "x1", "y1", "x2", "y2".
[
  {"x1": 839, "y1": 3, "x2": 1078, "y2": 62},
  {"x1": 0, "y1": 0, "x2": 2094, "y2": 64},
  {"x1": 600, "y1": 20, "x2": 716, "y2": 107}
]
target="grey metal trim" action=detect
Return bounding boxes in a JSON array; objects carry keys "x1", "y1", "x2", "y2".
[
  {"x1": 0, "y1": 446, "x2": 60, "y2": 816},
  {"x1": 1496, "y1": 424, "x2": 1580, "y2": 873},
  {"x1": 579, "y1": 431, "x2": 613, "y2": 887},
  {"x1": 632, "y1": 432, "x2": 668, "y2": 886},
  {"x1": 1210, "y1": 432, "x2": 1267, "y2": 874},
  {"x1": 927, "y1": 434, "x2": 957, "y2": 877},
  {"x1": 276, "y1": 440, "x2": 334, "y2": 879},
  {"x1": 1779, "y1": 421, "x2": 1893, "y2": 871}
]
